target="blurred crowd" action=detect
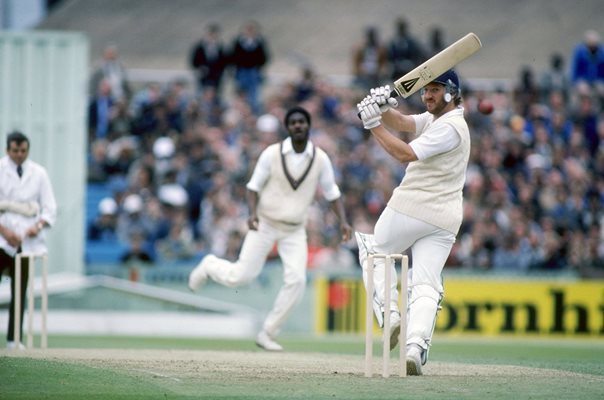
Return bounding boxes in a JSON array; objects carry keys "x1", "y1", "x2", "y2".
[{"x1": 85, "y1": 19, "x2": 604, "y2": 278}]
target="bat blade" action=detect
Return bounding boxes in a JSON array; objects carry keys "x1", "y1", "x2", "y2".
[{"x1": 392, "y1": 32, "x2": 482, "y2": 98}]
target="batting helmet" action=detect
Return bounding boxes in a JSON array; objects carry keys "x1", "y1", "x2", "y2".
[{"x1": 431, "y1": 69, "x2": 461, "y2": 102}]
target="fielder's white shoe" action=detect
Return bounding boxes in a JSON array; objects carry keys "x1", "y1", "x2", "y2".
[
  {"x1": 255, "y1": 331, "x2": 283, "y2": 352},
  {"x1": 6, "y1": 341, "x2": 25, "y2": 350},
  {"x1": 406, "y1": 344, "x2": 425, "y2": 376},
  {"x1": 388, "y1": 311, "x2": 401, "y2": 351},
  {"x1": 354, "y1": 231, "x2": 374, "y2": 268},
  {"x1": 188, "y1": 254, "x2": 216, "y2": 292}
]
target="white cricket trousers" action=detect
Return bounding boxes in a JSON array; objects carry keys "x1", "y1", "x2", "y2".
[
  {"x1": 203, "y1": 221, "x2": 308, "y2": 338},
  {"x1": 370, "y1": 206, "x2": 456, "y2": 351}
]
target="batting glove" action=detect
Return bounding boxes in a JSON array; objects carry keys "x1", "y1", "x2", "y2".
[
  {"x1": 357, "y1": 98, "x2": 382, "y2": 130},
  {"x1": 370, "y1": 85, "x2": 399, "y2": 112}
]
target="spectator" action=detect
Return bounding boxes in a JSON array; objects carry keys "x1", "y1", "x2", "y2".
[
  {"x1": 127, "y1": 161, "x2": 156, "y2": 201},
  {"x1": 458, "y1": 219, "x2": 497, "y2": 270},
  {"x1": 89, "y1": 44, "x2": 131, "y2": 102},
  {"x1": 570, "y1": 89, "x2": 600, "y2": 155},
  {"x1": 580, "y1": 188, "x2": 604, "y2": 230},
  {"x1": 197, "y1": 172, "x2": 247, "y2": 257},
  {"x1": 570, "y1": 30, "x2": 604, "y2": 90},
  {"x1": 352, "y1": 26, "x2": 388, "y2": 90},
  {"x1": 87, "y1": 139, "x2": 112, "y2": 183},
  {"x1": 540, "y1": 53, "x2": 570, "y2": 102},
  {"x1": 532, "y1": 217, "x2": 566, "y2": 271},
  {"x1": 130, "y1": 82, "x2": 162, "y2": 116},
  {"x1": 549, "y1": 108, "x2": 573, "y2": 146},
  {"x1": 163, "y1": 81, "x2": 191, "y2": 133},
  {"x1": 88, "y1": 197, "x2": 119, "y2": 242},
  {"x1": 108, "y1": 175, "x2": 129, "y2": 208},
  {"x1": 120, "y1": 231, "x2": 154, "y2": 265},
  {"x1": 156, "y1": 208, "x2": 197, "y2": 262},
  {"x1": 491, "y1": 231, "x2": 535, "y2": 273},
  {"x1": 230, "y1": 20, "x2": 270, "y2": 115},
  {"x1": 106, "y1": 136, "x2": 139, "y2": 177},
  {"x1": 157, "y1": 178, "x2": 189, "y2": 211},
  {"x1": 387, "y1": 18, "x2": 425, "y2": 80},
  {"x1": 575, "y1": 225, "x2": 604, "y2": 278},
  {"x1": 190, "y1": 23, "x2": 229, "y2": 99},
  {"x1": 293, "y1": 66, "x2": 317, "y2": 103},
  {"x1": 513, "y1": 66, "x2": 540, "y2": 117},
  {"x1": 109, "y1": 98, "x2": 135, "y2": 139},
  {"x1": 182, "y1": 138, "x2": 219, "y2": 230},
  {"x1": 116, "y1": 193, "x2": 156, "y2": 245},
  {"x1": 130, "y1": 83, "x2": 163, "y2": 137},
  {"x1": 88, "y1": 78, "x2": 115, "y2": 141},
  {"x1": 427, "y1": 26, "x2": 445, "y2": 57},
  {"x1": 152, "y1": 136, "x2": 176, "y2": 184}
]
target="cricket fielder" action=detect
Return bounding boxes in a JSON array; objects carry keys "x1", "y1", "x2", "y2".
[
  {"x1": 189, "y1": 106, "x2": 352, "y2": 351},
  {"x1": 356, "y1": 69, "x2": 471, "y2": 375}
]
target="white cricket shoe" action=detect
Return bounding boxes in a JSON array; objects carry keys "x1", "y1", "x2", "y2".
[
  {"x1": 255, "y1": 331, "x2": 283, "y2": 352},
  {"x1": 188, "y1": 254, "x2": 216, "y2": 292},
  {"x1": 6, "y1": 341, "x2": 25, "y2": 350},
  {"x1": 388, "y1": 311, "x2": 401, "y2": 351},
  {"x1": 406, "y1": 344, "x2": 425, "y2": 376},
  {"x1": 354, "y1": 231, "x2": 374, "y2": 268}
]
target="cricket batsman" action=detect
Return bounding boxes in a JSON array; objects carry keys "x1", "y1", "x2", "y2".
[{"x1": 355, "y1": 69, "x2": 471, "y2": 375}]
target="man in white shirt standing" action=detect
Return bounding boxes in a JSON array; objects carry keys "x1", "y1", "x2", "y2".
[
  {"x1": 189, "y1": 106, "x2": 352, "y2": 351},
  {"x1": 356, "y1": 70, "x2": 471, "y2": 375},
  {"x1": 0, "y1": 131, "x2": 57, "y2": 349}
]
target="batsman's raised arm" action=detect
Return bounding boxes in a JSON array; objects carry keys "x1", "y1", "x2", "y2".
[
  {"x1": 357, "y1": 96, "x2": 418, "y2": 164},
  {"x1": 369, "y1": 85, "x2": 416, "y2": 133},
  {"x1": 382, "y1": 109, "x2": 415, "y2": 133},
  {"x1": 373, "y1": 125, "x2": 418, "y2": 164}
]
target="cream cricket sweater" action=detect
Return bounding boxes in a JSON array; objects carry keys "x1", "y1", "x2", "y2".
[
  {"x1": 257, "y1": 142, "x2": 323, "y2": 230},
  {"x1": 387, "y1": 110, "x2": 471, "y2": 234}
]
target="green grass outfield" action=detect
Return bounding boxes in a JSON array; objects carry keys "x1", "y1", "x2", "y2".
[{"x1": 1, "y1": 335, "x2": 603, "y2": 399}]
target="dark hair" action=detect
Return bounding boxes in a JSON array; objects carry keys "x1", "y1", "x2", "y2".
[
  {"x1": 284, "y1": 106, "x2": 311, "y2": 127},
  {"x1": 6, "y1": 131, "x2": 29, "y2": 150}
]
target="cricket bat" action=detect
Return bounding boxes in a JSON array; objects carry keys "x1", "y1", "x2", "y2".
[{"x1": 391, "y1": 32, "x2": 482, "y2": 98}]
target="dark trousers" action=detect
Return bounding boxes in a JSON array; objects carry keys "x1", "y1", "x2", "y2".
[{"x1": 0, "y1": 249, "x2": 29, "y2": 342}]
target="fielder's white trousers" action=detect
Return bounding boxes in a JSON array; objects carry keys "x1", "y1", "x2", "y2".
[
  {"x1": 370, "y1": 206, "x2": 455, "y2": 351},
  {"x1": 203, "y1": 221, "x2": 308, "y2": 338}
]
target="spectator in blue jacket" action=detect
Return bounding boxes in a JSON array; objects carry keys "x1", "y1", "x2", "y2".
[
  {"x1": 570, "y1": 30, "x2": 604, "y2": 87},
  {"x1": 230, "y1": 20, "x2": 270, "y2": 115}
]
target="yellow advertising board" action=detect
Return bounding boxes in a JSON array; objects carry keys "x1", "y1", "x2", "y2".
[
  {"x1": 439, "y1": 278, "x2": 604, "y2": 336},
  {"x1": 314, "y1": 276, "x2": 604, "y2": 338}
]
